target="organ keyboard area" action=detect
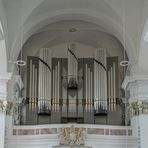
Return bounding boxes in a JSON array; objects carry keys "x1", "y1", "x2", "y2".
[{"x1": 26, "y1": 47, "x2": 119, "y2": 124}]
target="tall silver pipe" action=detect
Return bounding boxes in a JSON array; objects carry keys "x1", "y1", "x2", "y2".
[
  {"x1": 55, "y1": 65, "x2": 58, "y2": 111},
  {"x1": 113, "y1": 62, "x2": 116, "y2": 111},
  {"x1": 90, "y1": 71, "x2": 93, "y2": 112},
  {"x1": 57, "y1": 61, "x2": 60, "y2": 111},
  {"x1": 85, "y1": 64, "x2": 88, "y2": 112},
  {"x1": 52, "y1": 69, "x2": 55, "y2": 111},
  {"x1": 108, "y1": 71, "x2": 110, "y2": 111},
  {"x1": 29, "y1": 60, "x2": 32, "y2": 110},
  {"x1": 32, "y1": 64, "x2": 35, "y2": 110},
  {"x1": 87, "y1": 67, "x2": 90, "y2": 112},
  {"x1": 110, "y1": 67, "x2": 113, "y2": 111},
  {"x1": 34, "y1": 68, "x2": 37, "y2": 111},
  {"x1": 94, "y1": 62, "x2": 97, "y2": 111}
]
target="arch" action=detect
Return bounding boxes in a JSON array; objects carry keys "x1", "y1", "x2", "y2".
[
  {"x1": 138, "y1": 18, "x2": 148, "y2": 74},
  {"x1": 10, "y1": 7, "x2": 136, "y2": 63}
]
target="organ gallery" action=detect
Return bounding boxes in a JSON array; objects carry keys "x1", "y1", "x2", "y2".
[{"x1": 22, "y1": 43, "x2": 123, "y2": 125}]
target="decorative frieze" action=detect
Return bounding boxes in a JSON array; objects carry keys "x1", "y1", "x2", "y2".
[
  {"x1": 12, "y1": 126, "x2": 132, "y2": 136},
  {"x1": 0, "y1": 100, "x2": 16, "y2": 115}
]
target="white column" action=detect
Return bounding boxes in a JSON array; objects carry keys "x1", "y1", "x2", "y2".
[
  {"x1": 122, "y1": 72, "x2": 148, "y2": 148},
  {"x1": 0, "y1": 74, "x2": 12, "y2": 148}
]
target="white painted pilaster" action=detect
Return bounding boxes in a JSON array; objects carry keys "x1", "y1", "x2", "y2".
[
  {"x1": 123, "y1": 72, "x2": 148, "y2": 148},
  {"x1": 0, "y1": 73, "x2": 12, "y2": 148}
]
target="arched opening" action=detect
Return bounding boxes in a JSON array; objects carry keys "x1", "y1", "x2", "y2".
[{"x1": 13, "y1": 20, "x2": 129, "y2": 125}]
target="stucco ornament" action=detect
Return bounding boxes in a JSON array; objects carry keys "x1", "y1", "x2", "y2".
[
  {"x1": 59, "y1": 125, "x2": 85, "y2": 146},
  {"x1": 128, "y1": 100, "x2": 148, "y2": 116},
  {"x1": 0, "y1": 100, "x2": 16, "y2": 115}
]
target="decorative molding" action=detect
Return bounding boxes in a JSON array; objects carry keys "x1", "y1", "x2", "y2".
[
  {"x1": 12, "y1": 125, "x2": 132, "y2": 136},
  {"x1": 128, "y1": 100, "x2": 148, "y2": 116},
  {"x1": 0, "y1": 100, "x2": 16, "y2": 115}
]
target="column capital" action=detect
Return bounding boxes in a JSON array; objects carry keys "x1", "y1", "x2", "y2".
[{"x1": 124, "y1": 75, "x2": 148, "y2": 116}]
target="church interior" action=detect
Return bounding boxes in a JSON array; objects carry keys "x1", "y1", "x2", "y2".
[{"x1": 1, "y1": 0, "x2": 148, "y2": 148}]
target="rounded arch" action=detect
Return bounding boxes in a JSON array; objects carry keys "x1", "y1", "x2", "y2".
[
  {"x1": 138, "y1": 18, "x2": 148, "y2": 74},
  {"x1": 10, "y1": 8, "x2": 136, "y2": 63}
]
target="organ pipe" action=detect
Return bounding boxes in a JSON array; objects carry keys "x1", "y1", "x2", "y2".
[
  {"x1": 37, "y1": 48, "x2": 52, "y2": 113},
  {"x1": 107, "y1": 62, "x2": 116, "y2": 112},
  {"x1": 94, "y1": 49, "x2": 107, "y2": 113},
  {"x1": 29, "y1": 60, "x2": 32, "y2": 110}
]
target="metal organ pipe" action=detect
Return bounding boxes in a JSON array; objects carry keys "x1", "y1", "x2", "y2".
[
  {"x1": 29, "y1": 60, "x2": 32, "y2": 110},
  {"x1": 34, "y1": 68, "x2": 37, "y2": 110},
  {"x1": 90, "y1": 71, "x2": 93, "y2": 111},
  {"x1": 108, "y1": 71, "x2": 110, "y2": 111},
  {"x1": 94, "y1": 62, "x2": 97, "y2": 111},
  {"x1": 52, "y1": 69, "x2": 55, "y2": 111},
  {"x1": 37, "y1": 48, "x2": 52, "y2": 113},
  {"x1": 57, "y1": 61, "x2": 60, "y2": 111},
  {"x1": 94, "y1": 49, "x2": 107, "y2": 113},
  {"x1": 87, "y1": 67, "x2": 90, "y2": 112},
  {"x1": 32, "y1": 63, "x2": 35, "y2": 111},
  {"x1": 113, "y1": 62, "x2": 116, "y2": 111},
  {"x1": 85, "y1": 64, "x2": 88, "y2": 112},
  {"x1": 107, "y1": 62, "x2": 117, "y2": 112},
  {"x1": 55, "y1": 65, "x2": 58, "y2": 111},
  {"x1": 110, "y1": 67, "x2": 113, "y2": 111}
]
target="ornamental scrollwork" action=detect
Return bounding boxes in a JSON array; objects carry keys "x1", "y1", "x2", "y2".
[
  {"x1": 128, "y1": 100, "x2": 148, "y2": 116},
  {"x1": 59, "y1": 125, "x2": 85, "y2": 146},
  {"x1": 0, "y1": 100, "x2": 16, "y2": 115}
]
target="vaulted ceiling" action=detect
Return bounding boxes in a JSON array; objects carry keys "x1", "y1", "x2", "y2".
[{"x1": 1, "y1": 0, "x2": 148, "y2": 74}]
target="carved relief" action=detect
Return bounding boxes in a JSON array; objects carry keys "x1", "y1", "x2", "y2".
[{"x1": 59, "y1": 125, "x2": 85, "y2": 146}]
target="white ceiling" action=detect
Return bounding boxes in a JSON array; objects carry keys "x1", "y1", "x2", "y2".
[{"x1": 1, "y1": 0, "x2": 148, "y2": 73}]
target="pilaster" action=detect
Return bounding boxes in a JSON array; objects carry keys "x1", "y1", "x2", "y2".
[
  {"x1": 123, "y1": 73, "x2": 148, "y2": 148},
  {"x1": 0, "y1": 73, "x2": 15, "y2": 148}
]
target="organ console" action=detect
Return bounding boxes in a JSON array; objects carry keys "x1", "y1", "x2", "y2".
[{"x1": 26, "y1": 46, "x2": 119, "y2": 124}]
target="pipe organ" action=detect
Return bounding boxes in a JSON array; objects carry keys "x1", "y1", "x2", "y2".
[{"x1": 26, "y1": 47, "x2": 119, "y2": 124}]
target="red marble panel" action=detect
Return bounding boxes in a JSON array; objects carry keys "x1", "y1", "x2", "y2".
[
  {"x1": 13, "y1": 129, "x2": 17, "y2": 135},
  {"x1": 87, "y1": 128, "x2": 104, "y2": 135},
  {"x1": 36, "y1": 129, "x2": 40, "y2": 135},
  {"x1": 18, "y1": 129, "x2": 34, "y2": 135},
  {"x1": 128, "y1": 129, "x2": 132, "y2": 136},
  {"x1": 41, "y1": 128, "x2": 57, "y2": 134},
  {"x1": 110, "y1": 129, "x2": 126, "y2": 136},
  {"x1": 58, "y1": 128, "x2": 62, "y2": 133},
  {"x1": 105, "y1": 129, "x2": 109, "y2": 135}
]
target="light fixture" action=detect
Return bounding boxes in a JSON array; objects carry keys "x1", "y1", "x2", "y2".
[
  {"x1": 69, "y1": 28, "x2": 77, "y2": 33},
  {"x1": 15, "y1": 60, "x2": 26, "y2": 66},
  {"x1": 120, "y1": 60, "x2": 130, "y2": 67}
]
